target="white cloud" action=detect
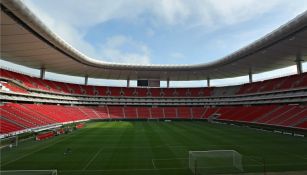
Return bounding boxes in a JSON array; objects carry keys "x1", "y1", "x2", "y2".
[
  {"x1": 25, "y1": 0, "x2": 144, "y2": 28},
  {"x1": 146, "y1": 28, "x2": 155, "y2": 37},
  {"x1": 8, "y1": 0, "x2": 306, "y2": 85},
  {"x1": 22, "y1": 0, "x2": 152, "y2": 64},
  {"x1": 153, "y1": 0, "x2": 190, "y2": 25},
  {"x1": 253, "y1": 66, "x2": 298, "y2": 82},
  {"x1": 212, "y1": 75, "x2": 249, "y2": 87},
  {"x1": 22, "y1": 0, "x2": 97, "y2": 58},
  {"x1": 170, "y1": 52, "x2": 185, "y2": 59},
  {"x1": 99, "y1": 35, "x2": 151, "y2": 64},
  {"x1": 24, "y1": 0, "x2": 307, "y2": 31},
  {"x1": 89, "y1": 78, "x2": 127, "y2": 87},
  {"x1": 22, "y1": 0, "x2": 307, "y2": 63},
  {"x1": 204, "y1": 0, "x2": 280, "y2": 25}
]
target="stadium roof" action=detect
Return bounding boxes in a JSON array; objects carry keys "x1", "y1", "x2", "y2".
[{"x1": 1, "y1": 0, "x2": 307, "y2": 81}]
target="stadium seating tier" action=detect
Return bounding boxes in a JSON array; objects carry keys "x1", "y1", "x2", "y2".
[
  {"x1": 1, "y1": 103, "x2": 306, "y2": 134},
  {"x1": 1, "y1": 68, "x2": 306, "y2": 97}
]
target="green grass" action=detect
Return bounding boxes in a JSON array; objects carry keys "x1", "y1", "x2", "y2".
[{"x1": 1, "y1": 121, "x2": 307, "y2": 175}]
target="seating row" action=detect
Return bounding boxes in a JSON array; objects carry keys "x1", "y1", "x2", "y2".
[
  {"x1": 0, "y1": 103, "x2": 306, "y2": 134},
  {"x1": 1, "y1": 69, "x2": 306, "y2": 97}
]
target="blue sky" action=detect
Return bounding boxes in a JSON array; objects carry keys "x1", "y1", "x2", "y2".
[{"x1": 2, "y1": 0, "x2": 307, "y2": 87}]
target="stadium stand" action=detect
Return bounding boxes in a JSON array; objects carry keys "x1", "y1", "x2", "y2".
[
  {"x1": 0, "y1": 2, "x2": 306, "y2": 136},
  {"x1": 0, "y1": 119, "x2": 24, "y2": 134},
  {"x1": 1, "y1": 68, "x2": 306, "y2": 97},
  {"x1": 1, "y1": 102, "x2": 306, "y2": 134},
  {"x1": 1, "y1": 2, "x2": 307, "y2": 174},
  {"x1": 0, "y1": 81, "x2": 28, "y2": 93},
  {"x1": 1, "y1": 69, "x2": 306, "y2": 136}
]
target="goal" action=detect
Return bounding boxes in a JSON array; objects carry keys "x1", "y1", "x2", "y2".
[
  {"x1": 207, "y1": 113, "x2": 220, "y2": 123},
  {"x1": 2, "y1": 135, "x2": 19, "y2": 148},
  {"x1": 189, "y1": 150, "x2": 243, "y2": 175},
  {"x1": 0, "y1": 170, "x2": 57, "y2": 175}
]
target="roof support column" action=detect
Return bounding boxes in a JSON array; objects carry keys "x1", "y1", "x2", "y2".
[
  {"x1": 167, "y1": 78, "x2": 170, "y2": 88},
  {"x1": 296, "y1": 55, "x2": 303, "y2": 74},
  {"x1": 207, "y1": 78, "x2": 210, "y2": 87},
  {"x1": 84, "y1": 75, "x2": 88, "y2": 85},
  {"x1": 248, "y1": 71, "x2": 253, "y2": 83},
  {"x1": 40, "y1": 67, "x2": 45, "y2": 79},
  {"x1": 127, "y1": 78, "x2": 130, "y2": 88}
]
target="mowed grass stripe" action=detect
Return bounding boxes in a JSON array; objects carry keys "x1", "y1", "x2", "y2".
[
  {"x1": 1, "y1": 121, "x2": 307, "y2": 175},
  {"x1": 82, "y1": 148, "x2": 104, "y2": 170},
  {"x1": 1, "y1": 127, "x2": 92, "y2": 167}
]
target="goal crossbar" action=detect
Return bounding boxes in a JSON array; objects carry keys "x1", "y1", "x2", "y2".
[{"x1": 189, "y1": 150, "x2": 243, "y2": 175}]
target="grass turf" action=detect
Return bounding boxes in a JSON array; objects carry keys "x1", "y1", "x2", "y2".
[{"x1": 1, "y1": 121, "x2": 307, "y2": 175}]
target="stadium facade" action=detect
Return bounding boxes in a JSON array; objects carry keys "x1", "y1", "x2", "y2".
[{"x1": 0, "y1": 0, "x2": 306, "y2": 136}]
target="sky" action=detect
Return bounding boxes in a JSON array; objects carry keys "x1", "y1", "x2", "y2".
[{"x1": 1, "y1": 0, "x2": 307, "y2": 87}]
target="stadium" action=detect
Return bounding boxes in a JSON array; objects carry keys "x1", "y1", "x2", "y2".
[{"x1": 0, "y1": 0, "x2": 307, "y2": 175}]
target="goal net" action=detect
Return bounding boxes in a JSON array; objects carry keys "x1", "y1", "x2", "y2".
[
  {"x1": 207, "y1": 114, "x2": 220, "y2": 123},
  {"x1": 189, "y1": 150, "x2": 243, "y2": 175},
  {"x1": 2, "y1": 135, "x2": 19, "y2": 148},
  {"x1": 0, "y1": 170, "x2": 57, "y2": 175}
]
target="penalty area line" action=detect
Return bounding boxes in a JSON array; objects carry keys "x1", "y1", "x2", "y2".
[
  {"x1": 153, "y1": 157, "x2": 188, "y2": 161},
  {"x1": 82, "y1": 148, "x2": 104, "y2": 170},
  {"x1": 61, "y1": 167, "x2": 189, "y2": 173}
]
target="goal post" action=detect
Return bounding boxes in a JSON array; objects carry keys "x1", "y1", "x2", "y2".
[
  {"x1": 1, "y1": 135, "x2": 19, "y2": 148},
  {"x1": 189, "y1": 150, "x2": 243, "y2": 175},
  {"x1": 0, "y1": 170, "x2": 57, "y2": 175},
  {"x1": 207, "y1": 114, "x2": 220, "y2": 123}
]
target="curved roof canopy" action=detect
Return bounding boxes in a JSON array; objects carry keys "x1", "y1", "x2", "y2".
[{"x1": 1, "y1": 0, "x2": 307, "y2": 81}]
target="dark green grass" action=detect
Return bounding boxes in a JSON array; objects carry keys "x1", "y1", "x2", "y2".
[{"x1": 1, "y1": 121, "x2": 307, "y2": 175}]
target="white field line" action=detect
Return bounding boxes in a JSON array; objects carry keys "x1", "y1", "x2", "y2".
[
  {"x1": 82, "y1": 148, "x2": 104, "y2": 170},
  {"x1": 61, "y1": 167, "x2": 188, "y2": 172},
  {"x1": 246, "y1": 156, "x2": 265, "y2": 165},
  {"x1": 2, "y1": 136, "x2": 69, "y2": 166},
  {"x1": 59, "y1": 162, "x2": 307, "y2": 172},
  {"x1": 151, "y1": 159, "x2": 156, "y2": 169},
  {"x1": 207, "y1": 144, "x2": 239, "y2": 147},
  {"x1": 151, "y1": 157, "x2": 187, "y2": 169},
  {"x1": 153, "y1": 158, "x2": 188, "y2": 161},
  {"x1": 166, "y1": 145, "x2": 186, "y2": 148},
  {"x1": 88, "y1": 145, "x2": 166, "y2": 149},
  {"x1": 97, "y1": 144, "x2": 241, "y2": 149},
  {"x1": 44, "y1": 144, "x2": 243, "y2": 150},
  {"x1": 166, "y1": 144, "x2": 239, "y2": 148}
]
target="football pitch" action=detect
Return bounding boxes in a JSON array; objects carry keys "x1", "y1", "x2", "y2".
[{"x1": 1, "y1": 121, "x2": 307, "y2": 175}]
